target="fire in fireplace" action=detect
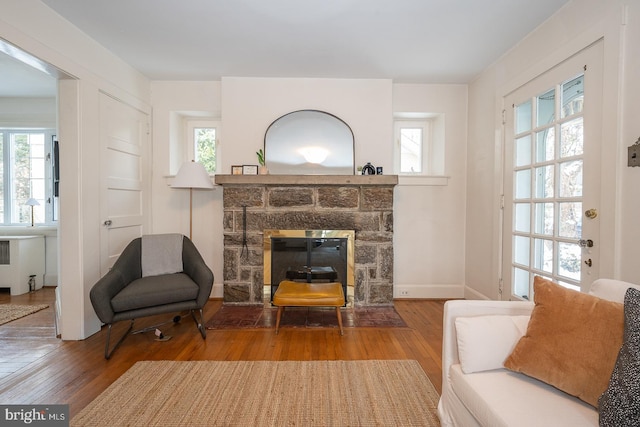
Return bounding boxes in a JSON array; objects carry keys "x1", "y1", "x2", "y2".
[{"x1": 263, "y1": 229, "x2": 355, "y2": 306}]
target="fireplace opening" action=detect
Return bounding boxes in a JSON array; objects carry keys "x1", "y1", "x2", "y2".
[{"x1": 264, "y1": 230, "x2": 355, "y2": 306}]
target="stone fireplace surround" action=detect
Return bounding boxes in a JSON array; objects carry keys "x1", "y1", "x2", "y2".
[{"x1": 215, "y1": 175, "x2": 398, "y2": 306}]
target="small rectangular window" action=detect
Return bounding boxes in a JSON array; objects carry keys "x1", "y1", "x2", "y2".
[
  {"x1": 394, "y1": 120, "x2": 430, "y2": 175},
  {"x1": 186, "y1": 120, "x2": 219, "y2": 174},
  {"x1": 400, "y1": 127, "x2": 423, "y2": 173}
]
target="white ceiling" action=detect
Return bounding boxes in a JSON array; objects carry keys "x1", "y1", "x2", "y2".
[{"x1": 3, "y1": 0, "x2": 570, "y2": 96}]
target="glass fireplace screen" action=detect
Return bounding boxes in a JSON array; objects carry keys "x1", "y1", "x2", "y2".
[{"x1": 263, "y1": 229, "x2": 354, "y2": 305}]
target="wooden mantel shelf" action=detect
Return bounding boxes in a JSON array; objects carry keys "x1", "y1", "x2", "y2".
[{"x1": 214, "y1": 174, "x2": 398, "y2": 186}]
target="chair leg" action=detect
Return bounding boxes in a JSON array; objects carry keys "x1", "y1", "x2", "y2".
[
  {"x1": 104, "y1": 319, "x2": 134, "y2": 359},
  {"x1": 275, "y1": 306, "x2": 284, "y2": 334},
  {"x1": 335, "y1": 307, "x2": 344, "y2": 336},
  {"x1": 191, "y1": 309, "x2": 206, "y2": 339}
]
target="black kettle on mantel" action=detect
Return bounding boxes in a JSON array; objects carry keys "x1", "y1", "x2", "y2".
[{"x1": 361, "y1": 162, "x2": 376, "y2": 175}]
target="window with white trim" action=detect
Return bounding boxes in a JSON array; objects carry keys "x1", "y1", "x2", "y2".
[
  {"x1": 394, "y1": 119, "x2": 430, "y2": 175},
  {"x1": 186, "y1": 120, "x2": 219, "y2": 174},
  {"x1": 0, "y1": 129, "x2": 56, "y2": 225}
]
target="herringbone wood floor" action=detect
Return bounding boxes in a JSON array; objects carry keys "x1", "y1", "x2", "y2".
[{"x1": 0, "y1": 287, "x2": 445, "y2": 418}]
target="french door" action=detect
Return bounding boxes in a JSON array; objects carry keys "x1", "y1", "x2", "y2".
[{"x1": 502, "y1": 42, "x2": 603, "y2": 299}]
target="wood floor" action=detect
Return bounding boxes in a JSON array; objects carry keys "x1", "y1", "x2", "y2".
[{"x1": 0, "y1": 287, "x2": 445, "y2": 419}]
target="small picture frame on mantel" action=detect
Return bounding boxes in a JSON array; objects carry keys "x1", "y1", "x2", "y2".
[
  {"x1": 242, "y1": 165, "x2": 259, "y2": 175},
  {"x1": 231, "y1": 165, "x2": 243, "y2": 175}
]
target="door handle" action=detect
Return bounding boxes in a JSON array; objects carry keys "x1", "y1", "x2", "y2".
[
  {"x1": 579, "y1": 239, "x2": 593, "y2": 248},
  {"x1": 103, "y1": 220, "x2": 112, "y2": 227}
]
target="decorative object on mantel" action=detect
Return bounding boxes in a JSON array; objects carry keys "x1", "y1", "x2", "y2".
[
  {"x1": 361, "y1": 162, "x2": 376, "y2": 175},
  {"x1": 25, "y1": 198, "x2": 40, "y2": 226},
  {"x1": 242, "y1": 165, "x2": 259, "y2": 175},
  {"x1": 264, "y1": 110, "x2": 355, "y2": 175},
  {"x1": 256, "y1": 148, "x2": 269, "y2": 175},
  {"x1": 231, "y1": 165, "x2": 243, "y2": 175},
  {"x1": 171, "y1": 160, "x2": 214, "y2": 239}
]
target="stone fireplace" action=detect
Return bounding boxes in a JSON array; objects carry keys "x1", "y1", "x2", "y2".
[{"x1": 215, "y1": 175, "x2": 398, "y2": 306}]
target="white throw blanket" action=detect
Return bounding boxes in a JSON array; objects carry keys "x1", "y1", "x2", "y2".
[{"x1": 141, "y1": 234, "x2": 183, "y2": 277}]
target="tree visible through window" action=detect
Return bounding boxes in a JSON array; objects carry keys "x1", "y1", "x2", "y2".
[{"x1": 194, "y1": 127, "x2": 216, "y2": 174}]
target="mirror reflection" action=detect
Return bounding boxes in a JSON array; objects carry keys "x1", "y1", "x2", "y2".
[{"x1": 264, "y1": 110, "x2": 355, "y2": 175}]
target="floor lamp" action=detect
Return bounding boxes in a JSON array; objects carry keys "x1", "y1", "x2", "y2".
[
  {"x1": 171, "y1": 160, "x2": 214, "y2": 239},
  {"x1": 25, "y1": 198, "x2": 40, "y2": 227}
]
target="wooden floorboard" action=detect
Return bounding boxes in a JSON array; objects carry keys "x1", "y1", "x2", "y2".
[{"x1": 0, "y1": 288, "x2": 445, "y2": 418}]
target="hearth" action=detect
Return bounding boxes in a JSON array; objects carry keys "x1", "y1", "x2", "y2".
[{"x1": 264, "y1": 229, "x2": 355, "y2": 306}]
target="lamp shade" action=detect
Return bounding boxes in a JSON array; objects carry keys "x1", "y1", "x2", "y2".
[
  {"x1": 171, "y1": 161, "x2": 214, "y2": 189},
  {"x1": 25, "y1": 198, "x2": 40, "y2": 206}
]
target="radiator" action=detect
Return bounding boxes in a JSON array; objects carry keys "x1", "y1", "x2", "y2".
[{"x1": 0, "y1": 235, "x2": 45, "y2": 295}]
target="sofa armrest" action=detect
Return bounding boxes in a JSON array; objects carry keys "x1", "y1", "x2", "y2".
[
  {"x1": 182, "y1": 236, "x2": 214, "y2": 307},
  {"x1": 441, "y1": 300, "x2": 534, "y2": 391}
]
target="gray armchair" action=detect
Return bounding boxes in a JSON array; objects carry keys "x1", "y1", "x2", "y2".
[{"x1": 90, "y1": 234, "x2": 213, "y2": 359}]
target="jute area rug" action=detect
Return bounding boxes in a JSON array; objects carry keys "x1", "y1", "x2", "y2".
[
  {"x1": 72, "y1": 360, "x2": 441, "y2": 426},
  {"x1": 0, "y1": 303, "x2": 49, "y2": 326}
]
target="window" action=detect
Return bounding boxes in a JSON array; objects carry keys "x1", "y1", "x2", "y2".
[
  {"x1": 0, "y1": 129, "x2": 55, "y2": 225},
  {"x1": 187, "y1": 120, "x2": 219, "y2": 174},
  {"x1": 393, "y1": 115, "x2": 445, "y2": 176},
  {"x1": 395, "y1": 120, "x2": 428, "y2": 174}
]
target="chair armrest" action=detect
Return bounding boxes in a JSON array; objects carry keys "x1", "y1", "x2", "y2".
[
  {"x1": 89, "y1": 238, "x2": 142, "y2": 324},
  {"x1": 182, "y1": 237, "x2": 214, "y2": 307},
  {"x1": 441, "y1": 300, "x2": 534, "y2": 390}
]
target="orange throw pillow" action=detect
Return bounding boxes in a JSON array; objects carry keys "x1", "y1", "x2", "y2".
[{"x1": 504, "y1": 276, "x2": 624, "y2": 407}]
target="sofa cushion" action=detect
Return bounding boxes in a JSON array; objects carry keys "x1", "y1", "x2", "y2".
[
  {"x1": 598, "y1": 287, "x2": 640, "y2": 425},
  {"x1": 111, "y1": 273, "x2": 199, "y2": 312},
  {"x1": 504, "y1": 276, "x2": 624, "y2": 407},
  {"x1": 589, "y1": 278, "x2": 640, "y2": 303},
  {"x1": 449, "y1": 364, "x2": 597, "y2": 427},
  {"x1": 455, "y1": 315, "x2": 530, "y2": 373}
]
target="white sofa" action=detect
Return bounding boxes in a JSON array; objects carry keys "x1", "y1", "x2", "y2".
[{"x1": 437, "y1": 279, "x2": 640, "y2": 427}]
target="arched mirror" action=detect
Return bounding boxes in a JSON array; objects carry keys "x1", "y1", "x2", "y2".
[{"x1": 264, "y1": 110, "x2": 355, "y2": 175}]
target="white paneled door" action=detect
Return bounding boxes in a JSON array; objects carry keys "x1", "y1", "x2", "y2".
[
  {"x1": 99, "y1": 92, "x2": 150, "y2": 276},
  {"x1": 502, "y1": 41, "x2": 603, "y2": 299}
]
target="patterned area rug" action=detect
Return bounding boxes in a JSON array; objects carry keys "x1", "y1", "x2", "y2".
[
  {"x1": 0, "y1": 304, "x2": 49, "y2": 326},
  {"x1": 72, "y1": 360, "x2": 441, "y2": 426},
  {"x1": 205, "y1": 305, "x2": 408, "y2": 330}
]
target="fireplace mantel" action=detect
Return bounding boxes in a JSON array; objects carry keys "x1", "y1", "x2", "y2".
[{"x1": 215, "y1": 174, "x2": 398, "y2": 186}]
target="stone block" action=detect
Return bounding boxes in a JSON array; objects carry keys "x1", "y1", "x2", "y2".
[
  {"x1": 361, "y1": 187, "x2": 394, "y2": 210},
  {"x1": 318, "y1": 187, "x2": 359, "y2": 208},
  {"x1": 224, "y1": 284, "x2": 250, "y2": 303},
  {"x1": 379, "y1": 245, "x2": 394, "y2": 280},
  {"x1": 224, "y1": 187, "x2": 265, "y2": 208},
  {"x1": 223, "y1": 248, "x2": 238, "y2": 281},
  {"x1": 268, "y1": 188, "x2": 314, "y2": 207},
  {"x1": 369, "y1": 283, "x2": 394, "y2": 305},
  {"x1": 355, "y1": 244, "x2": 377, "y2": 264}
]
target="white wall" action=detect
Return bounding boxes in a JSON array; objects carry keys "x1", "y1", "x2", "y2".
[
  {"x1": 0, "y1": 0, "x2": 151, "y2": 339},
  {"x1": 392, "y1": 84, "x2": 468, "y2": 298},
  {"x1": 151, "y1": 78, "x2": 470, "y2": 299},
  {"x1": 466, "y1": 0, "x2": 637, "y2": 299},
  {"x1": 150, "y1": 81, "x2": 224, "y2": 295},
  {"x1": 220, "y1": 77, "x2": 394, "y2": 172}
]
